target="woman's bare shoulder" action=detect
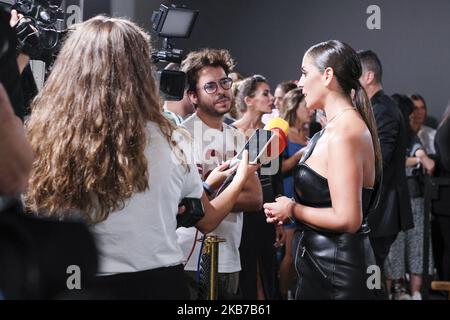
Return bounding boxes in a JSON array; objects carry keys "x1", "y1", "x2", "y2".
[{"x1": 329, "y1": 113, "x2": 369, "y2": 143}]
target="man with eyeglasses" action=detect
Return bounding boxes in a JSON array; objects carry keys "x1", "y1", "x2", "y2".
[{"x1": 177, "y1": 48, "x2": 263, "y2": 299}]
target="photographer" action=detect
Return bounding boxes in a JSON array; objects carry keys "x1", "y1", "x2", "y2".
[
  {"x1": 10, "y1": 9, "x2": 30, "y2": 72},
  {"x1": 0, "y1": 83, "x2": 33, "y2": 196},
  {"x1": 1, "y1": 7, "x2": 99, "y2": 300},
  {"x1": 0, "y1": 7, "x2": 33, "y2": 198}
]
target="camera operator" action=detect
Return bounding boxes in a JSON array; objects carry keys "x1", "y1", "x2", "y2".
[
  {"x1": 1, "y1": 6, "x2": 100, "y2": 300},
  {"x1": 10, "y1": 9, "x2": 30, "y2": 71},
  {"x1": 0, "y1": 7, "x2": 33, "y2": 199},
  {"x1": 0, "y1": 83, "x2": 33, "y2": 197}
]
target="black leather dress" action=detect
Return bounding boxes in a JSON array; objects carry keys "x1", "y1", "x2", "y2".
[{"x1": 292, "y1": 130, "x2": 377, "y2": 300}]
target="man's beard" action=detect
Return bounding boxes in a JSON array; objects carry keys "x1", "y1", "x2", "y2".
[{"x1": 197, "y1": 96, "x2": 231, "y2": 118}]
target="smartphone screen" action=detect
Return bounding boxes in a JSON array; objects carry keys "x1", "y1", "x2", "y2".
[
  {"x1": 217, "y1": 129, "x2": 274, "y2": 195},
  {"x1": 235, "y1": 129, "x2": 273, "y2": 164}
]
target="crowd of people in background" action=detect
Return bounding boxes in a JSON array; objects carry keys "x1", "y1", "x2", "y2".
[{"x1": 1, "y1": 9, "x2": 450, "y2": 300}]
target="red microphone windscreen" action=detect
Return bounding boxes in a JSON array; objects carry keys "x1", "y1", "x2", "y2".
[{"x1": 258, "y1": 127, "x2": 288, "y2": 165}]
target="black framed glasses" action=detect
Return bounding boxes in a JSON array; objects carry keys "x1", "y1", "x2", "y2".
[{"x1": 202, "y1": 77, "x2": 233, "y2": 94}]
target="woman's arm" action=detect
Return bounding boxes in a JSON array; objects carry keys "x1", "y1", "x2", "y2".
[
  {"x1": 406, "y1": 156, "x2": 420, "y2": 168},
  {"x1": 281, "y1": 148, "x2": 305, "y2": 173},
  {"x1": 0, "y1": 84, "x2": 34, "y2": 195},
  {"x1": 196, "y1": 151, "x2": 259, "y2": 233},
  {"x1": 230, "y1": 172, "x2": 263, "y2": 212},
  {"x1": 10, "y1": 10, "x2": 30, "y2": 74},
  {"x1": 264, "y1": 131, "x2": 366, "y2": 234}
]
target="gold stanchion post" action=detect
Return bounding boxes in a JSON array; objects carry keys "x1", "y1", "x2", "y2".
[{"x1": 200, "y1": 236, "x2": 225, "y2": 300}]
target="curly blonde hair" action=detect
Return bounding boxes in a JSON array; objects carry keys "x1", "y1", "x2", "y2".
[{"x1": 25, "y1": 16, "x2": 177, "y2": 223}]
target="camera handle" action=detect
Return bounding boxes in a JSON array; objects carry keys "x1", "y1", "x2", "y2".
[{"x1": 151, "y1": 37, "x2": 183, "y2": 64}]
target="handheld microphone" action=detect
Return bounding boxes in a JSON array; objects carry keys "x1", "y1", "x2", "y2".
[
  {"x1": 229, "y1": 117, "x2": 289, "y2": 167},
  {"x1": 261, "y1": 117, "x2": 289, "y2": 164}
]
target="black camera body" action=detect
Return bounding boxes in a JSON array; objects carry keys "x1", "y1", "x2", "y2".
[
  {"x1": 11, "y1": 0, "x2": 63, "y2": 60},
  {"x1": 177, "y1": 198, "x2": 204, "y2": 228}
]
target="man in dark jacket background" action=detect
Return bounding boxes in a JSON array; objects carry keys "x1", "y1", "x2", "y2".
[{"x1": 358, "y1": 50, "x2": 414, "y2": 272}]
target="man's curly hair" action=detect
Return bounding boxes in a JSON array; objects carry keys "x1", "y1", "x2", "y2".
[{"x1": 181, "y1": 48, "x2": 235, "y2": 93}]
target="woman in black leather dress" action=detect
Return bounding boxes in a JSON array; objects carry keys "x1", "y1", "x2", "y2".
[{"x1": 264, "y1": 40, "x2": 382, "y2": 299}]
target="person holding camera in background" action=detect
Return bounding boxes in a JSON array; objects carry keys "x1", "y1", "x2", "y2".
[
  {"x1": 0, "y1": 6, "x2": 33, "y2": 207},
  {"x1": 2, "y1": 6, "x2": 97, "y2": 301}
]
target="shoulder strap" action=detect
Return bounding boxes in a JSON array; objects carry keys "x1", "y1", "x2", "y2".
[{"x1": 300, "y1": 129, "x2": 325, "y2": 163}]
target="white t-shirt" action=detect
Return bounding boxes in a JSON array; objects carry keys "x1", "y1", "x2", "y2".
[
  {"x1": 177, "y1": 113, "x2": 246, "y2": 273},
  {"x1": 91, "y1": 122, "x2": 203, "y2": 275}
]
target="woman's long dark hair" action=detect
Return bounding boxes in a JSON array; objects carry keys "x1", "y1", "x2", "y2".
[{"x1": 306, "y1": 40, "x2": 382, "y2": 183}]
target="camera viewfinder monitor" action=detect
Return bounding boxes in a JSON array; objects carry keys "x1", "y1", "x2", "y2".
[{"x1": 152, "y1": 4, "x2": 198, "y2": 38}]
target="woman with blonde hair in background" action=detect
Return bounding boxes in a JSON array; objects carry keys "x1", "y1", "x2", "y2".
[{"x1": 262, "y1": 81, "x2": 297, "y2": 125}]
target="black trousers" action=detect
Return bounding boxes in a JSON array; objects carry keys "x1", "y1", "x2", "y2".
[
  {"x1": 239, "y1": 211, "x2": 277, "y2": 300},
  {"x1": 370, "y1": 234, "x2": 397, "y2": 270},
  {"x1": 89, "y1": 264, "x2": 189, "y2": 300},
  {"x1": 369, "y1": 234, "x2": 398, "y2": 299}
]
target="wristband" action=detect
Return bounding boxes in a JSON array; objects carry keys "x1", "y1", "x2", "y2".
[
  {"x1": 287, "y1": 198, "x2": 296, "y2": 223},
  {"x1": 203, "y1": 181, "x2": 214, "y2": 196}
]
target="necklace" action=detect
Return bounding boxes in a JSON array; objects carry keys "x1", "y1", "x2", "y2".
[{"x1": 325, "y1": 107, "x2": 355, "y2": 127}]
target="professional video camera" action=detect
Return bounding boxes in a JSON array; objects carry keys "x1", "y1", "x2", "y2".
[
  {"x1": 7, "y1": 0, "x2": 63, "y2": 60},
  {"x1": 151, "y1": 4, "x2": 198, "y2": 101}
]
